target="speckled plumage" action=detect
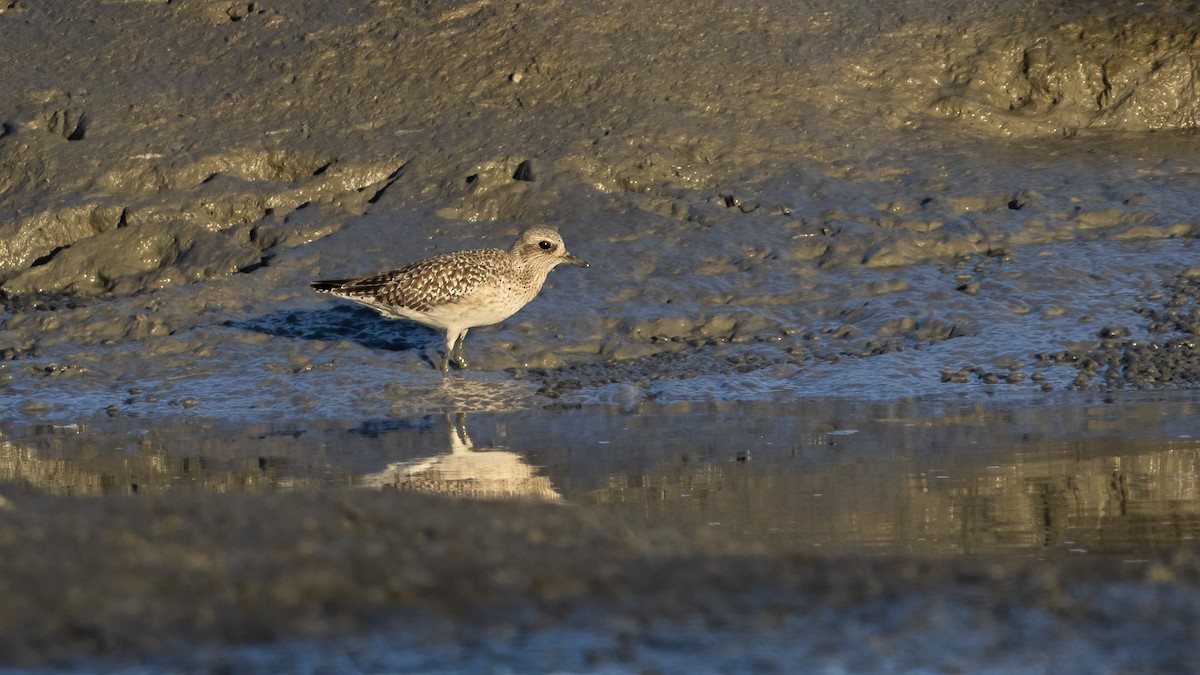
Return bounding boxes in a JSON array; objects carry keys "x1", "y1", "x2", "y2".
[{"x1": 312, "y1": 227, "x2": 588, "y2": 372}]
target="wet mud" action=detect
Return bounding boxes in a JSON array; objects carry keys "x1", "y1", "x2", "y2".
[
  {"x1": 25, "y1": 389, "x2": 1200, "y2": 675},
  {"x1": 4, "y1": 400, "x2": 1200, "y2": 671},
  {"x1": 4, "y1": 0, "x2": 1200, "y2": 671}
]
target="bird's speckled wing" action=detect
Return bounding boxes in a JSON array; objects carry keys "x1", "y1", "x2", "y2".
[{"x1": 315, "y1": 248, "x2": 511, "y2": 312}]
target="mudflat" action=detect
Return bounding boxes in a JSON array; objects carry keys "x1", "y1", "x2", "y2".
[{"x1": 2, "y1": 0, "x2": 1200, "y2": 671}]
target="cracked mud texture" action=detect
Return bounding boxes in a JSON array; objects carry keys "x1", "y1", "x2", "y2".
[{"x1": 4, "y1": 0, "x2": 1200, "y2": 671}]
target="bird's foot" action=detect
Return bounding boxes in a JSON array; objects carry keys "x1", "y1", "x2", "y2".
[{"x1": 438, "y1": 353, "x2": 468, "y2": 372}]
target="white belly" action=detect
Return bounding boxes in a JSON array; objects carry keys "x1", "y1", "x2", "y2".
[{"x1": 374, "y1": 282, "x2": 539, "y2": 332}]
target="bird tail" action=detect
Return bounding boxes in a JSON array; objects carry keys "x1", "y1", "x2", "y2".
[{"x1": 311, "y1": 279, "x2": 352, "y2": 292}]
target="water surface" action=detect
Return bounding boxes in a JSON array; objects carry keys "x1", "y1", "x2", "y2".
[{"x1": 7, "y1": 396, "x2": 1199, "y2": 558}]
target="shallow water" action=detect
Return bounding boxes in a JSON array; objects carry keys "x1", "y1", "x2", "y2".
[{"x1": 8, "y1": 395, "x2": 1200, "y2": 557}]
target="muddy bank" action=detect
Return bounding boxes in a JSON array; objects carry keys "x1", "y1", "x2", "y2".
[
  {"x1": 1, "y1": 1, "x2": 1200, "y2": 418},
  {"x1": 2, "y1": 0, "x2": 1200, "y2": 298},
  {"x1": 1, "y1": 487, "x2": 1197, "y2": 671},
  {"x1": 2, "y1": 1, "x2": 1200, "y2": 417}
]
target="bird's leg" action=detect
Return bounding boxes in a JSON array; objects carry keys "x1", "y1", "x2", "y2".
[
  {"x1": 440, "y1": 330, "x2": 460, "y2": 373},
  {"x1": 452, "y1": 329, "x2": 469, "y2": 369}
]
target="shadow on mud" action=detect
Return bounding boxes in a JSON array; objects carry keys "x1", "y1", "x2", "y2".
[{"x1": 226, "y1": 304, "x2": 434, "y2": 353}]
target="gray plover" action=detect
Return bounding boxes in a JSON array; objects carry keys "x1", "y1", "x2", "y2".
[{"x1": 312, "y1": 227, "x2": 588, "y2": 372}]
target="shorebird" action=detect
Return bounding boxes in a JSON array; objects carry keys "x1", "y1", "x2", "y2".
[{"x1": 312, "y1": 227, "x2": 588, "y2": 372}]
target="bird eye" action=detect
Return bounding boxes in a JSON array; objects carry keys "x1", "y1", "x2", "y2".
[{"x1": 538, "y1": 240, "x2": 553, "y2": 251}]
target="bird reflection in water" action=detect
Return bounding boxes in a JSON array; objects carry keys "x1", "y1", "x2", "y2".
[{"x1": 361, "y1": 412, "x2": 562, "y2": 502}]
